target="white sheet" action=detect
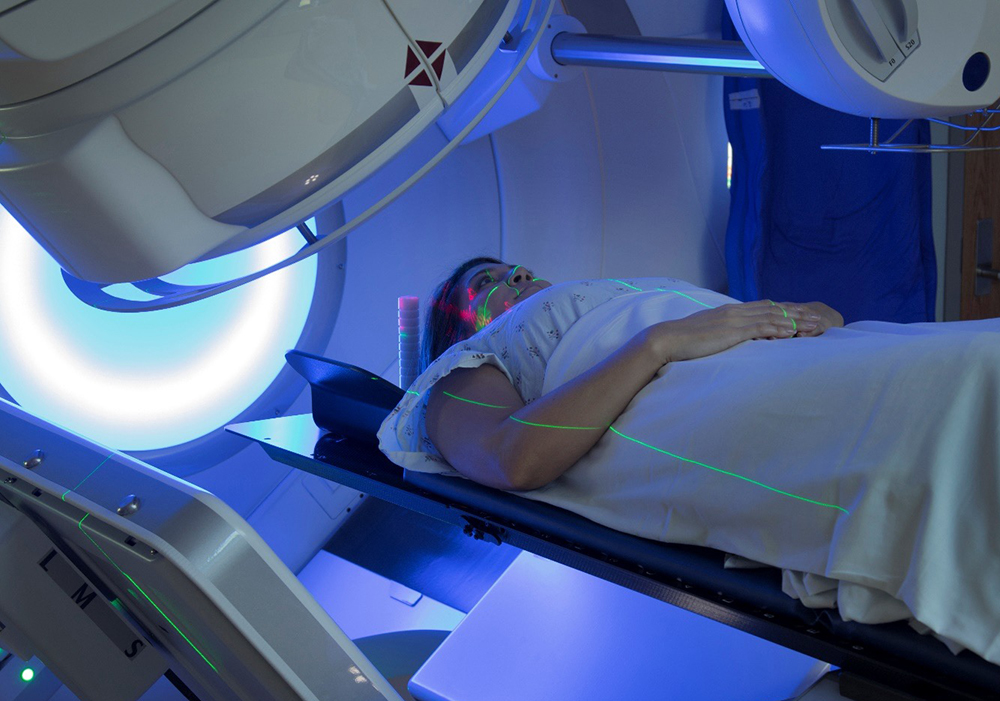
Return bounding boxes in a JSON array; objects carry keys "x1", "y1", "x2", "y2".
[{"x1": 525, "y1": 289, "x2": 1000, "y2": 664}]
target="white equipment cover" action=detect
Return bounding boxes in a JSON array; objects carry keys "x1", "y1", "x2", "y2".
[
  {"x1": 0, "y1": 0, "x2": 524, "y2": 283},
  {"x1": 0, "y1": 398, "x2": 401, "y2": 700},
  {"x1": 725, "y1": 0, "x2": 1000, "y2": 118}
]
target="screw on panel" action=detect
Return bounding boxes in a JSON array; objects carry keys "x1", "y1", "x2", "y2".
[
  {"x1": 117, "y1": 494, "x2": 141, "y2": 517},
  {"x1": 869, "y1": 117, "x2": 880, "y2": 154},
  {"x1": 22, "y1": 450, "x2": 44, "y2": 469}
]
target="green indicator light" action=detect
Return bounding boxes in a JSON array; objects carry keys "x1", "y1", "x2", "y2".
[
  {"x1": 608, "y1": 427, "x2": 849, "y2": 515},
  {"x1": 21, "y1": 668, "x2": 35, "y2": 682},
  {"x1": 443, "y1": 391, "x2": 510, "y2": 409},
  {"x1": 77, "y1": 515, "x2": 218, "y2": 671},
  {"x1": 610, "y1": 279, "x2": 642, "y2": 291},
  {"x1": 510, "y1": 417, "x2": 605, "y2": 431}
]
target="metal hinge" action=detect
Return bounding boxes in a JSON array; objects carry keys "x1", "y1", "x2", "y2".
[{"x1": 460, "y1": 516, "x2": 505, "y2": 546}]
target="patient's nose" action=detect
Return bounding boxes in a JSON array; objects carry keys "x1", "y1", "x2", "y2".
[{"x1": 507, "y1": 266, "x2": 533, "y2": 285}]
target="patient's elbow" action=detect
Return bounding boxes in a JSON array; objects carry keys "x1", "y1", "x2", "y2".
[{"x1": 499, "y1": 451, "x2": 554, "y2": 492}]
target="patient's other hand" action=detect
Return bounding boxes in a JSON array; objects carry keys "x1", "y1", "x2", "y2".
[{"x1": 777, "y1": 301, "x2": 844, "y2": 337}]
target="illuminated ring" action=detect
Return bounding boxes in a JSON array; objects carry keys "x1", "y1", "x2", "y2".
[{"x1": 0, "y1": 208, "x2": 340, "y2": 474}]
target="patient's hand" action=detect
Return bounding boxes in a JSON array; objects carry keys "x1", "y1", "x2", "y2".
[
  {"x1": 779, "y1": 301, "x2": 844, "y2": 337},
  {"x1": 646, "y1": 301, "x2": 803, "y2": 363}
]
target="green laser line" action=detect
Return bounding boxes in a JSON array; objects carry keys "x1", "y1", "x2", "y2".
[
  {"x1": 608, "y1": 427, "x2": 849, "y2": 514},
  {"x1": 610, "y1": 279, "x2": 642, "y2": 291},
  {"x1": 407, "y1": 390, "x2": 420, "y2": 396},
  {"x1": 510, "y1": 417, "x2": 605, "y2": 430},
  {"x1": 474, "y1": 285, "x2": 501, "y2": 331},
  {"x1": 77, "y1": 514, "x2": 219, "y2": 671},
  {"x1": 768, "y1": 301, "x2": 797, "y2": 332},
  {"x1": 439, "y1": 391, "x2": 846, "y2": 514},
  {"x1": 657, "y1": 289, "x2": 716, "y2": 309},
  {"x1": 442, "y1": 391, "x2": 511, "y2": 409},
  {"x1": 62, "y1": 453, "x2": 115, "y2": 501}
]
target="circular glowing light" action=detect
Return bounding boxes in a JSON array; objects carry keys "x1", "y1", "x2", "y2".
[
  {"x1": 21, "y1": 667, "x2": 35, "y2": 682},
  {"x1": 0, "y1": 207, "x2": 317, "y2": 451}
]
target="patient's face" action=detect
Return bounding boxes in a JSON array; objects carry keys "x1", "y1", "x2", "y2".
[{"x1": 452, "y1": 263, "x2": 550, "y2": 334}]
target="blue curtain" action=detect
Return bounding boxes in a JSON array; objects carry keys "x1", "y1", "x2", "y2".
[{"x1": 722, "y1": 20, "x2": 936, "y2": 323}]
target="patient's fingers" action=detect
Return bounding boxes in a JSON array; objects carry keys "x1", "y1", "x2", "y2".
[{"x1": 743, "y1": 318, "x2": 797, "y2": 340}]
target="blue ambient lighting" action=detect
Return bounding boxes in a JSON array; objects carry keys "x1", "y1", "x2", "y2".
[{"x1": 0, "y1": 206, "x2": 317, "y2": 450}]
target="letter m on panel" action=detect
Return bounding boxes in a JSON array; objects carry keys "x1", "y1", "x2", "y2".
[{"x1": 71, "y1": 583, "x2": 97, "y2": 610}]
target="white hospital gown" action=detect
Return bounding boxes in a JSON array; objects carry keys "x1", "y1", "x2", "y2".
[
  {"x1": 380, "y1": 278, "x2": 695, "y2": 471},
  {"x1": 379, "y1": 277, "x2": 1000, "y2": 665}
]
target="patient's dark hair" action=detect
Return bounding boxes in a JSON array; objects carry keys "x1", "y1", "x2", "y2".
[{"x1": 421, "y1": 256, "x2": 504, "y2": 373}]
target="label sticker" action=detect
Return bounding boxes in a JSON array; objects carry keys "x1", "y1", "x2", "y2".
[{"x1": 729, "y1": 89, "x2": 761, "y2": 111}]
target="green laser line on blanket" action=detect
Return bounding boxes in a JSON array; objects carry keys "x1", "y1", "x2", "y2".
[{"x1": 434, "y1": 390, "x2": 849, "y2": 515}]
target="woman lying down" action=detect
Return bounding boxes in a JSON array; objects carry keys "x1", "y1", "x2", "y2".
[{"x1": 378, "y1": 256, "x2": 1000, "y2": 665}]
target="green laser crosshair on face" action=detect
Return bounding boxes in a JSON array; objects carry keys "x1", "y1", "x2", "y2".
[
  {"x1": 474, "y1": 285, "x2": 501, "y2": 332},
  {"x1": 432, "y1": 390, "x2": 849, "y2": 515}
]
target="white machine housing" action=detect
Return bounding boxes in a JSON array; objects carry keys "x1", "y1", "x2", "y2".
[
  {"x1": 0, "y1": 397, "x2": 400, "y2": 701},
  {"x1": 0, "y1": 0, "x2": 530, "y2": 284},
  {"x1": 725, "y1": 0, "x2": 1000, "y2": 118}
]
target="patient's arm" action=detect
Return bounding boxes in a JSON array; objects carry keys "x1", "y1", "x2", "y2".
[{"x1": 426, "y1": 301, "x2": 807, "y2": 491}]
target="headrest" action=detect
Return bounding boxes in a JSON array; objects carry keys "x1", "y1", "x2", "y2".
[{"x1": 286, "y1": 350, "x2": 403, "y2": 444}]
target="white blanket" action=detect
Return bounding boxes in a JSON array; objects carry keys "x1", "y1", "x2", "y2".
[{"x1": 526, "y1": 290, "x2": 1000, "y2": 664}]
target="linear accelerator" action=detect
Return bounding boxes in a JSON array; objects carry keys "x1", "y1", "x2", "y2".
[{"x1": 0, "y1": 0, "x2": 999, "y2": 700}]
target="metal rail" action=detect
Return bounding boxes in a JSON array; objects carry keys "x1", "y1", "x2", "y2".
[{"x1": 550, "y1": 33, "x2": 771, "y2": 78}]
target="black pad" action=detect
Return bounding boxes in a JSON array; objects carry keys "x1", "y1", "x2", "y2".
[{"x1": 286, "y1": 350, "x2": 403, "y2": 444}]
